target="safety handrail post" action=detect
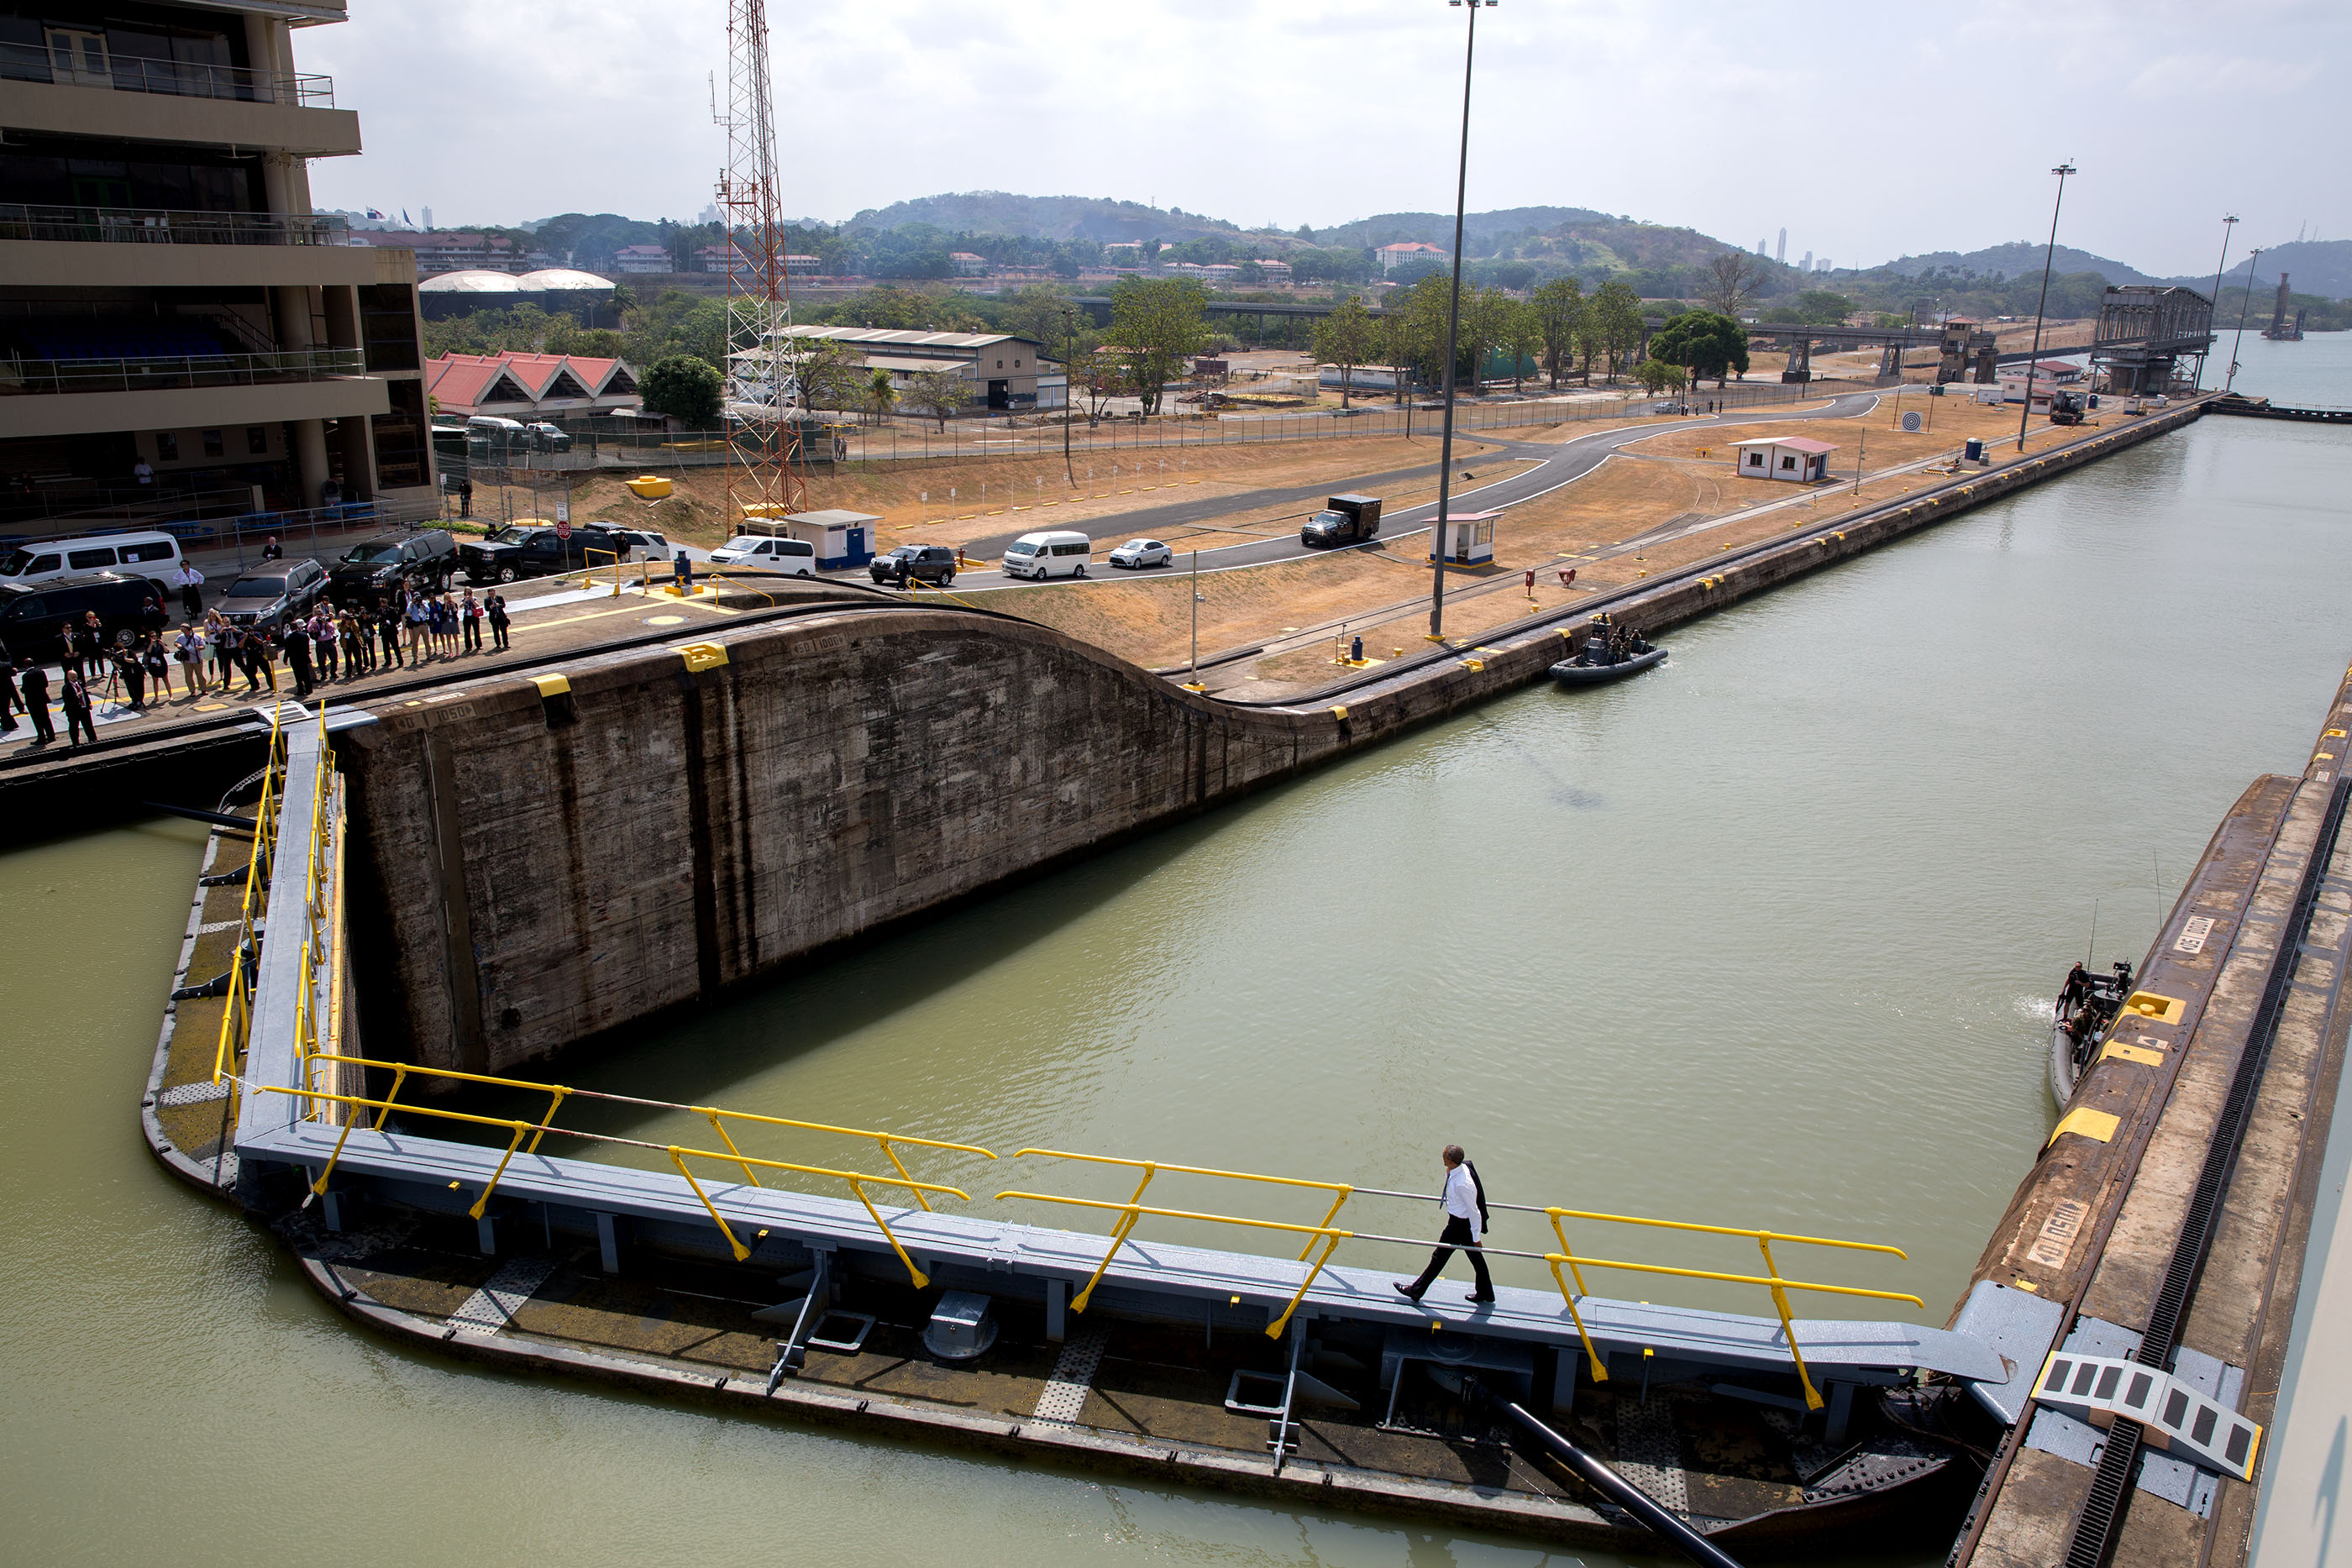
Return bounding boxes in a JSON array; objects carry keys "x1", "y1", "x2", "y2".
[
  {"x1": 879, "y1": 1139, "x2": 928, "y2": 1213},
  {"x1": 371, "y1": 1064, "x2": 408, "y2": 1129},
  {"x1": 466, "y1": 1123, "x2": 533, "y2": 1221},
  {"x1": 1545, "y1": 1259, "x2": 1610, "y2": 1383},
  {"x1": 706, "y1": 1109, "x2": 760, "y2": 1187},
  {"x1": 668, "y1": 1147, "x2": 752, "y2": 1261},
  {"x1": 1301, "y1": 1187, "x2": 1352, "y2": 1262},
  {"x1": 1756, "y1": 1235, "x2": 1824, "y2": 1411}
]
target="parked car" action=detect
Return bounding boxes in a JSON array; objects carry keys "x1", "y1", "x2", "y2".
[
  {"x1": 1651, "y1": 401, "x2": 1689, "y2": 415},
  {"x1": 0, "y1": 529, "x2": 183, "y2": 587},
  {"x1": 527, "y1": 422, "x2": 573, "y2": 453},
  {"x1": 458, "y1": 523, "x2": 627, "y2": 584},
  {"x1": 1000, "y1": 530, "x2": 1091, "y2": 580},
  {"x1": 869, "y1": 543, "x2": 958, "y2": 586},
  {"x1": 706, "y1": 534, "x2": 816, "y2": 575},
  {"x1": 611, "y1": 527, "x2": 670, "y2": 563},
  {"x1": 1107, "y1": 538, "x2": 1173, "y2": 569},
  {"x1": 0, "y1": 571, "x2": 171, "y2": 661},
  {"x1": 213, "y1": 558, "x2": 328, "y2": 632},
  {"x1": 328, "y1": 529, "x2": 456, "y2": 606}
]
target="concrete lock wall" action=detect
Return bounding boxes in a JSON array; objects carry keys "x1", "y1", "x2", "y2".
[
  {"x1": 343, "y1": 611, "x2": 1342, "y2": 1073},
  {"x1": 342, "y1": 400, "x2": 2210, "y2": 1075}
]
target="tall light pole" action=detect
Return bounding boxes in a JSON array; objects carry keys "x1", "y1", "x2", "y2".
[
  {"x1": 1427, "y1": 0, "x2": 1494, "y2": 641},
  {"x1": 2015, "y1": 160, "x2": 2076, "y2": 453},
  {"x1": 2226, "y1": 247, "x2": 2264, "y2": 393},
  {"x1": 2196, "y1": 215, "x2": 2237, "y2": 391},
  {"x1": 1059, "y1": 306, "x2": 1077, "y2": 483}
]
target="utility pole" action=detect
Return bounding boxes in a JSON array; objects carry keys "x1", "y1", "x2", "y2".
[
  {"x1": 2226, "y1": 248, "x2": 2264, "y2": 393},
  {"x1": 2015, "y1": 160, "x2": 2076, "y2": 453},
  {"x1": 1060, "y1": 307, "x2": 1076, "y2": 484},
  {"x1": 2197, "y1": 215, "x2": 2237, "y2": 391},
  {"x1": 1428, "y1": 0, "x2": 1494, "y2": 641}
]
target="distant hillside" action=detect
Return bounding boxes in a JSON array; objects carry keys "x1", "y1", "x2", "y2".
[
  {"x1": 841, "y1": 192, "x2": 1245, "y2": 245},
  {"x1": 2179, "y1": 240, "x2": 2352, "y2": 302},
  {"x1": 1876, "y1": 242, "x2": 2160, "y2": 286},
  {"x1": 1310, "y1": 207, "x2": 1612, "y2": 249}
]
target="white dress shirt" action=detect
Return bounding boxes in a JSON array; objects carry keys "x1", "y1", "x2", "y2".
[{"x1": 1443, "y1": 1162, "x2": 1483, "y2": 1242}]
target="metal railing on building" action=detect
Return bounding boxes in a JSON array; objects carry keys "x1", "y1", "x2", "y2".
[
  {"x1": 0, "y1": 42, "x2": 333, "y2": 106},
  {"x1": 1, "y1": 347, "x2": 367, "y2": 394},
  {"x1": 0, "y1": 204, "x2": 349, "y2": 247}
]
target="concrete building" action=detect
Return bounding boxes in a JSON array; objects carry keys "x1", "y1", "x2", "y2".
[
  {"x1": 0, "y1": 0, "x2": 435, "y2": 521},
  {"x1": 1732, "y1": 435, "x2": 1835, "y2": 482},
  {"x1": 769, "y1": 326, "x2": 1054, "y2": 413},
  {"x1": 1377, "y1": 241, "x2": 1445, "y2": 272},
  {"x1": 424, "y1": 351, "x2": 641, "y2": 421},
  {"x1": 349, "y1": 228, "x2": 519, "y2": 274},
  {"x1": 948, "y1": 251, "x2": 986, "y2": 276},
  {"x1": 611, "y1": 244, "x2": 670, "y2": 274}
]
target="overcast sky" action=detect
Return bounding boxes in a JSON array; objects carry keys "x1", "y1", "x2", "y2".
[{"x1": 305, "y1": 0, "x2": 2344, "y2": 276}]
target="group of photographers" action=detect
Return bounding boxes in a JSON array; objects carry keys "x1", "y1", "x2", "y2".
[{"x1": 0, "y1": 569, "x2": 512, "y2": 749}]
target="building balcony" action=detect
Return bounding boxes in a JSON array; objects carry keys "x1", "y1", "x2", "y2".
[
  {"x1": 0, "y1": 50, "x2": 360, "y2": 156},
  {"x1": 0, "y1": 364, "x2": 389, "y2": 441},
  {"x1": 0, "y1": 41, "x2": 333, "y2": 107},
  {"x1": 0, "y1": 204, "x2": 349, "y2": 248},
  {"x1": 3, "y1": 347, "x2": 366, "y2": 396}
]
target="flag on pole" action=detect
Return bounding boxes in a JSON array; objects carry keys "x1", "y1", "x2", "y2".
[
  {"x1": 402, "y1": 209, "x2": 412, "y2": 225},
  {"x1": 365, "y1": 207, "x2": 383, "y2": 219}
]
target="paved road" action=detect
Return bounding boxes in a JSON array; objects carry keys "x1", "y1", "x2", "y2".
[{"x1": 885, "y1": 392, "x2": 1882, "y2": 593}]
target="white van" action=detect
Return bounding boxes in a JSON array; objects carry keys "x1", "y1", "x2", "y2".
[
  {"x1": 1002, "y1": 530, "x2": 1092, "y2": 580},
  {"x1": 707, "y1": 534, "x2": 816, "y2": 576},
  {"x1": 0, "y1": 528, "x2": 183, "y2": 585}
]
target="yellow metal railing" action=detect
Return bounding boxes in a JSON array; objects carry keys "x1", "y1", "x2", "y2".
[
  {"x1": 278, "y1": 1052, "x2": 994, "y2": 1284},
  {"x1": 997, "y1": 1150, "x2": 1920, "y2": 1401},
  {"x1": 1540, "y1": 1208, "x2": 1919, "y2": 1408},
  {"x1": 210, "y1": 705, "x2": 288, "y2": 1087},
  {"x1": 576, "y1": 549, "x2": 654, "y2": 596}
]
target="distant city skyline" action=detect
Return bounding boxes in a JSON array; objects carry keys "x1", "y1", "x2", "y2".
[{"x1": 303, "y1": 0, "x2": 2347, "y2": 279}]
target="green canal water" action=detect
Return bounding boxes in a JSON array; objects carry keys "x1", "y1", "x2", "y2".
[{"x1": 3, "y1": 336, "x2": 2346, "y2": 1567}]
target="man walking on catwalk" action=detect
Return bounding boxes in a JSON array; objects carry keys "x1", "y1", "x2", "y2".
[{"x1": 1394, "y1": 1144, "x2": 1494, "y2": 1304}]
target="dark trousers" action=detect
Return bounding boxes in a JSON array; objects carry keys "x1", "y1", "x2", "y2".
[
  {"x1": 1405, "y1": 1215, "x2": 1493, "y2": 1298},
  {"x1": 27, "y1": 695, "x2": 55, "y2": 743},
  {"x1": 181, "y1": 586, "x2": 202, "y2": 619},
  {"x1": 63, "y1": 701, "x2": 94, "y2": 746},
  {"x1": 491, "y1": 618, "x2": 509, "y2": 651},
  {"x1": 382, "y1": 629, "x2": 402, "y2": 667},
  {"x1": 463, "y1": 616, "x2": 480, "y2": 652}
]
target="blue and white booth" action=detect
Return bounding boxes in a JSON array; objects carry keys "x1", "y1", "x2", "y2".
[{"x1": 784, "y1": 508, "x2": 879, "y2": 570}]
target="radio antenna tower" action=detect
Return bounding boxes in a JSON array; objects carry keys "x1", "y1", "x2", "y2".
[{"x1": 714, "y1": 0, "x2": 804, "y2": 525}]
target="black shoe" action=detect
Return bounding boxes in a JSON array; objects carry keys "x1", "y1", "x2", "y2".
[
  {"x1": 1393, "y1": 1282, "x2": 1424, "y2": 1303},
  {"x1": 1467, "y1": 1292, "x2": 1497, "y2": 1304}
]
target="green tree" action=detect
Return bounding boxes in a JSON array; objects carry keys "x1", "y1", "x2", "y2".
[
  {"x1": 1584, "y1": 279, "x2": 1644, "y2": 381},
  {"x1": 1650, "y1": 309, "x2": 1750, "y2": 386},
  {"x1": 1634, "y1": 359, "x2": 1687, "y2": 395},
  {"x1": 1530, "y1": 277, "x2": 1584, "y2": 390},
  {"x1": 1457, "y1": 286, "x2": 1515, "y2": 391},
  {"x1": 904, "y1": 368, "x2": 967, "y2": 430},
  {"x1": 1499, "y1": 296, "x2": 1542, "y2": 392},
  {"x1": 641, "y1": 354, "x2": 722, "y2": 427},
  {"x1": 866, "y1": 368, "x2": 897, "y2": 425},
  {"x1": 1311, "y1": 294, "x2": 1378, "y2": 408},
  {"x1": 1108, "y1": 276, "x2": 1208, "y2": 416}
]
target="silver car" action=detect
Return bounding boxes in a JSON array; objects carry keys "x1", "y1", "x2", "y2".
[{"x1": 1107, "y1": 538, "x2": 1173, "y2": 569}]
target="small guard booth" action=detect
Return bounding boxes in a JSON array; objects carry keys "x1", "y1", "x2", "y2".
[
  {"x1": 1731, "y1": 437, "x2": 1835, "y2": 483},
  {"x1": 781, "y1": 508, "x2": 878, "y2": 569},
  {"x1": 1431, "y1": 508, "x2": 1499, "y2": 566}
]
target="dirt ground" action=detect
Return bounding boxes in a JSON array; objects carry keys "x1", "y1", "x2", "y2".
[
  {"x1": 991, "y1": 390, "x2": 2110, "y2": 684},
  {"x1": 496, "y1": 433, "x2": 1515, "y2": 553}
]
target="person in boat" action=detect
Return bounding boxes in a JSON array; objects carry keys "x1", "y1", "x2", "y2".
[
  {"x1": 1394, "y1": 1145, "x2": 1495, "y2": 1305},
  {"x1": 2056, "y1": 962, "x2": 2091, "y2": 1019}
]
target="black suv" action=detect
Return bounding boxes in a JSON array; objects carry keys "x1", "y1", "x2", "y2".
[
  {"x1": 0, "y1": 571, "x2": 171, "y2": 661},
  {"x1": 870, "y1": 543, "x2": 958, "y2": 587},
  {"x1": 459, "y1": 522, "x2": 627, "y2": 585},
  {"x1": 329, "y1": 529, "x2": 457, "y2": 606},
  {"x1": 213, "y1": 557, "x2": 328, "y2": 632}
]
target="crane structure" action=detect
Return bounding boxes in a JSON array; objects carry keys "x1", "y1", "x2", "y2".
[{"x1": 715, "y1": 0, "x2": 805, "y2": 525}]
